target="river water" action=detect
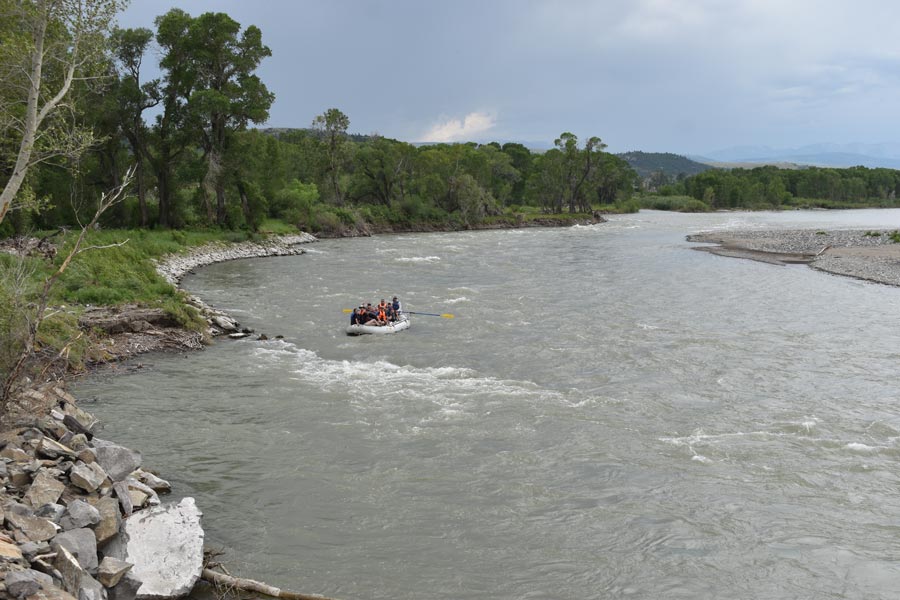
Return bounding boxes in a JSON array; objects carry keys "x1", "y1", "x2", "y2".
[{"x1": 75, "y1": 210, "x2": 900, "y2": 599}]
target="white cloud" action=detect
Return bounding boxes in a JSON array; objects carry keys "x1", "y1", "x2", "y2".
[{"x1": 420, "y1": 111, "x2": 496, "y2": 143}]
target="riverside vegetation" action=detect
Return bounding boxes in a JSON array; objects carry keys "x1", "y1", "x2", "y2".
[{"x1": 5, "y1": 2, "x2": 900, "y2": 597}]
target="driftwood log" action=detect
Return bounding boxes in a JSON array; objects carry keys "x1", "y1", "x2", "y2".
[{"x1": 201, "y1": 568, "x2": 339, "y2": 600}]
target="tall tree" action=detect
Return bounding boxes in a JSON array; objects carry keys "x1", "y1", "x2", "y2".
[
  {"x1": 351, "y1": 136, "x2": 414, "y2": 206},
  {"x1": 110, "y1": 27, "x2": 159, "y2": 226},
  {"x1": 0, "y1": 0, "x2": 124, "y2": 227},
  {"x1": 554, "y1": 132, "x2": 606, "y2": 213},
  {"x1": 185, "y1": 12, "x2": 273, "y2": 225},
  {"x1": 150, "y1": 8, "x2": 196, "y2": 228},
  {"x1": 312, "y1": 108, "x2": 350, "y2": 205}
]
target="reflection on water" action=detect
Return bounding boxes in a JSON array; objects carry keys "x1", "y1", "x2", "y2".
[{"x1": 76, "y1": 210, "x2": 900, "y2": 599}]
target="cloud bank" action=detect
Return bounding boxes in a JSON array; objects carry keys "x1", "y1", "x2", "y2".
[{"x1": 420, "y1": 112, "x2": 496, "y2": 143}]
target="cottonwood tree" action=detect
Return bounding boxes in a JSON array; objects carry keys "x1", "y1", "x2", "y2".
[
  {"x1": 312, "y1": 108, "x2": 351, "y2": 205},
  {"x1": 184, "y1": 12, "x2": 273, "y2": 226},
  {"x1": 0, "y1": 0, "x2": 124, "y2": 227},
  {"x1": 351, "y1": 136, "x2": 415, "y2": 206},
  {"x1": 110, "y1": 26, "x2": 160, "y2": 226},
  {"x1": 555, "y1": 132, "x2": 606, "y2": 213}
]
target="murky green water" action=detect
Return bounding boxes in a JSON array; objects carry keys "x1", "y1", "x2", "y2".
[{"x1": 76, "y1": 210, "x2": 900, "y2": 599}]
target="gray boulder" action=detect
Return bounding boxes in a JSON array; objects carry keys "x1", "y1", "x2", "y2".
[
  {"x1": 86, "y1": 497, "x2": 120, "y2": 546},
  {"x1": 97, "y1": 557, "x2": 133, "y2": 588},
  {"x1": 25, "y1": 470, "x2": 66, "y2": 507},
  {"x1": 52, "y1": 528, "x2": 99, "y2": 572},
  {"x1": 34, "y1": 503, "x2": 66, "y2": 523},
  {"x1": 107, "y1": 572, "x2": 142, "y2": 600},
  {"x1": 92, "y1": 442, "x2": 141, "y2": 482},
  {"x1": 60, "y1": 500, "x2": 101, "y2": 530},
  {"x1": 54, "y1": 546, "x2": 90, "y2": 596},
  {"x1": 131, "y1": 470, "x2": 170, "y2": 494},
  {"x1": 6, "y1": 510, "x2": 58, "y2": 542},
  {"x1": 105, "y1": 498, "x2": 203, "y2": 599},
  {"x1": 19, "y1": 540, "x2": 51, "y2": 560},
  {"x1": 69, "y1": 462, "x2": 108, "y2": 493},
  {"x1": 5, "y1": 569, "x2": 54, "y2": 599}
]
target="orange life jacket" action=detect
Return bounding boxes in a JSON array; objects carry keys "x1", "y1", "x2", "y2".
[{"x1": 377, "y1": 308, "x2": 387, "y2": 321}]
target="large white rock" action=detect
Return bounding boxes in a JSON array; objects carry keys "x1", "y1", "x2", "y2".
[{"x1": 105, "y1": 498, "x2": 203, "y2": 599}]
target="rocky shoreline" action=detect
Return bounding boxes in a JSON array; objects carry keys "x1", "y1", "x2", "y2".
[
  {"x1": 0, "y1": 233, "x2": 319, "y2": 600},
  {"x1": 78, "y1": 233, "x2": 319, "y2": 364},
  {"x1": 0, "y1": 384, "x2": 200, "y2": 600},
  {"x1": 687, "y1": 228, "x2": 900, "y2": 287}
]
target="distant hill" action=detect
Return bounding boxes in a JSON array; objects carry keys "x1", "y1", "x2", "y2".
[
  {"x1": 689, "y1": 158, "x2": 805, "y2": 170},
  {"x1": 258, "y1": 127, "x2": 373, "y2": 143},
  {"x1": 617, "y1": 151, "x2": 712, "y2": 179},
  {"x1": 701, "y1": 143, "x2": 900, "y2": 169}
]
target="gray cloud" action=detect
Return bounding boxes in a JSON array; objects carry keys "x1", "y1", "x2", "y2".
[{"x1": 117, "y1": 0, "x2": 900, "y2": 154}]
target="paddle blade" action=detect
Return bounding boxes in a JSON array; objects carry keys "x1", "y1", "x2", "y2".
[
  {"x1": 342, "y1": 308, "x2": 354, "y2": 313},
  {"x1": 441, "y1": 314, "x2": 455, "y2": 319}
]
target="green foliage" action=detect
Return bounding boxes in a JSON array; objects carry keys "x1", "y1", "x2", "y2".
[
  {"x1": 890, "y1": 231, "x2": 900, "y2": 243},
  {"x1": 639, "y1": 195, "x2": 711, "y2": 212},
  {"x1": 671, "y1": 165, "x2": 900, "y2": 211}
]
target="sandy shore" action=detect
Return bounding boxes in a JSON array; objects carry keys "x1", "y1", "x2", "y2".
[{"x1": 687, "y1": 228, "x2": 900, "y2": 286}]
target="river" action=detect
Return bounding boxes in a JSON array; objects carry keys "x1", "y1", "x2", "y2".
[{"x1": 75, "y1": 210, "x2": 900, "y2": 599}]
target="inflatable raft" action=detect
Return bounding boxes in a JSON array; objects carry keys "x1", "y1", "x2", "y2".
[{"x1": 346, "y1": 313, "x2": 410, "y2": 336}]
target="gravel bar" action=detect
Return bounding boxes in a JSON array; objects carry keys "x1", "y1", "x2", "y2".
[{"x1": 687, "y1": 228, "x2": 900, "y2": 287}]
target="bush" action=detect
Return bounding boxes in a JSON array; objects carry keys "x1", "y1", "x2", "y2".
[
  {"x1": 271, "y1": 180, "x2": 319, "y2": 224},
  {"x1": 312, "y1": 209, "x2": 343, "y2": 235}
]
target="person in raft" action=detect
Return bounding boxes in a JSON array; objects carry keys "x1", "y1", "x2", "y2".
[{"x1": 351, "y1": 297, "x2": 402, "y2": 327}]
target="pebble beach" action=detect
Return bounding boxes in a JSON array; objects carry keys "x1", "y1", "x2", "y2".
[{"x1": 687, "y1": 228, "x2": 900, "y2": 286}]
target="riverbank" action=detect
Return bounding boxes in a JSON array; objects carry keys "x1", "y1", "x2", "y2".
[
  {"x1": 687, "y1": 228, "x2": 900, "y2": 286},
  {"x1": 0, "y1": 233, "x2": 320, "y2": 599}
]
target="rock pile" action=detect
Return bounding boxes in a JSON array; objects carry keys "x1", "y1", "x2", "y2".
[
  {"x1": 154, "y1": 234, "x2": 317, "y2": 287},
  {"x1": 0, "y1": 385, "x2": 203, "y2": 600},
  {"x1": 154, "y1": 233, "x2": 317, "y2": 339}
]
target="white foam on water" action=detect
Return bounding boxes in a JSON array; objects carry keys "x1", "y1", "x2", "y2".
[
  {"x1": 845, "y1": 442, "x2": 877, "y2": 452},
  {"x1": 636, "y1": 323, "x2": 659, "y2": 330},
  {"x1": 251, "y1": 341, "x2": 566, "y2": 413},
  {"x1": 445, "y1": 297, "x2": 469, "y2": 304},
  {"x1": 691, "y1": 455, "x2": 712, "y2": 464},
  {"x1": 395, "y1": 256, "x2": 441, "y2": 263}
]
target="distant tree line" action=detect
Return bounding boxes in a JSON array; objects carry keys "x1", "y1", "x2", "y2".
[
  {"x1": 659, "y1": 165, "x2": 900, "y2": 210},
  {"x1": 1, "y1": 6, "x2": 638, "y2": 237}
]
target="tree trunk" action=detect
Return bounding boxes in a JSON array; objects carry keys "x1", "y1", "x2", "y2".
[
  {"x1": 0, "y1": 10, "x2": 47, "y2": 225},
  {"x1": 237, "y1": 180, "x2": 251, "y2": 227},
  {"x1": 157, "y1": 166, "x2": 171, "y2": 228},
  {"x1": 136, "y1": 158, "x2": 148, "y2": 227}
]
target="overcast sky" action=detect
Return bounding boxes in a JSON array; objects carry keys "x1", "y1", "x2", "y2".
[{"x1": 118, "y1": 0, "x2": 900, "y2": 155}]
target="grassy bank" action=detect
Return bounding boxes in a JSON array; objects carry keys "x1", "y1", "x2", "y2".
[
  {"x1": 1, "y1": 209, "x2": 625, "y2": 380},
  {"x1": 0, "y1": 228, "x2": 251, "y2": 377}
]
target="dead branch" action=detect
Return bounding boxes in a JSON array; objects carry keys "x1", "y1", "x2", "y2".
[
  {"x1": 201, "y1": 569, "x2": 339, "y2": 600},
  {"x1": 1, "y1": 166, "x2": 135, "y2": 402}
]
